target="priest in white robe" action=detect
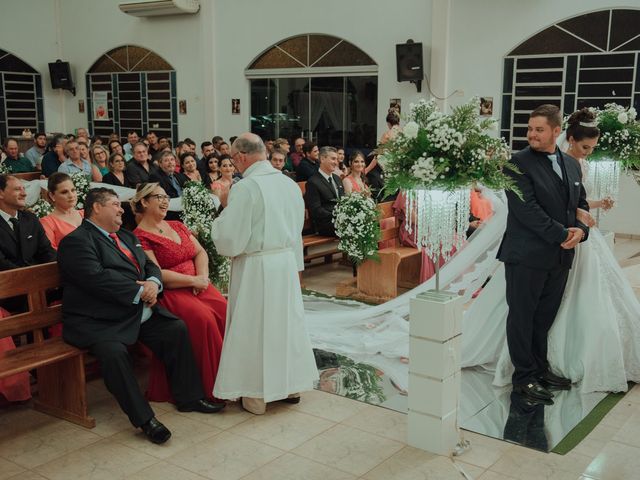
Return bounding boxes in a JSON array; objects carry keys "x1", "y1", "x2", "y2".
[{"x1": 211, "y1": 133, "x2": 319, "y2": 414}]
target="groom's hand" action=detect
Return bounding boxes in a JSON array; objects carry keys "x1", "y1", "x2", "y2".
[{"x1": 561, "y1": 227, "x2": 584, "y2": 249}]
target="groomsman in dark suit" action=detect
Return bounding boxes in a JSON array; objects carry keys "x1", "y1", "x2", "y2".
[
  {"x1": 304, "y1": 146, "x2": 345, "y2": 236},
  {"x1": 0, "y1": 174, "x2": 56, "y2": 271},
  {"x1": 498, "y1": 104, "x2": 589, "y2": 403},
  {"x1": 149, "y1": 151, "x2": 188, "y2": 199},
  {"x1": 58, "y1": 187, "x2": 224, "y2": 444}
]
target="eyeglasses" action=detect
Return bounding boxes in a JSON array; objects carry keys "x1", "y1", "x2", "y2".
[{"x1": 148, "y1": 194, "x2": 170, "y2": 201}]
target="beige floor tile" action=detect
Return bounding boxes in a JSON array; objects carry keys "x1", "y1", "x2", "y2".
[
  {"x1": 167, "y1": 431, "x2": 284, "y2": 480},
  {"x1": 583, "y1": 440, "x2": 640, "y2": 480},
  {"x1": 282, "y1": 389, "x2": 368, "y2": 423},
  {"x1": 572, "y1": 423, "x2": 618, "y2": 460},
  {"x1": 125, "y1": 461, "x2": 209, "y2": 480},
  {"x1": 342, "y1": 405, "x2": 407, "y2": 443},
  {"x1": 0, "y1": 420, "x2": 102, "y2": 469},
  {"x1": 175, "y1": 400, "x2": 253, "y2": 430},
  {"x1": 33, "y1": 438, "x2": 157, "y2": 480},
  {"x1": 490, "y1": 446, "x2": 592, "y2": 479},
  {"x1": 87, "y1": 397, "x2": 135, "y2": 438},
  {"x1": 229, "y1": 407, "x2": 333, "y2": 450},
  {"x1": 293, "y1": 424, "x2": 403, "y2": 476},
  {"x1": 0, "y1": 458, "x2": 25, "y2": 480},
  {"x1": 303, "y1": 262, "x2": 353, "y2": 296},
  {"x1": 362, "y1": 446, "x2": 476, "y2": 480},
  {"x1": 111, "y1": 412, "x2": 221, "y2": 459},
  {"x1": 456, "y1": 431, "x2": 515, "y2": 469},
  {"x1": 611, "y1": 410, "x2": 640, "y2": 449},
  {"x1": 454, "y1": 460, "x2": 486, "y2": 479},
  {"x1": 86, "y1": 380, "x2": 114, "y2": 404},
  {"x1": 242, "y1": 453, "x2": 357, "y2": 480},
  {"x1": 599, "y1": 400, "x2": 640, "y2": 429},
  {"x1": 0, "y1": 406, "x2": 52, "y2": 442},
  {"x1": 6, "y1": 472, "x2": 48, "y2": 480},
  {"x1": 621, "y1": 383, "x2": 640, "y2": 404},
  {"x1": 478, "y1": 472, "x2": 518, "y2": 480}
]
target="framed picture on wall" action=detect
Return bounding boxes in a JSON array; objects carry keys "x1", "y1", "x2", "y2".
[
  {"x1": 179, "y1": 99, "x2": 187, "y2": 115},
  {"x1": 480, "y1": 97, "x2": 493, "y2": 116},
  {"x1": 232, "y1": 98, "x2": 240, "y2": 115}
]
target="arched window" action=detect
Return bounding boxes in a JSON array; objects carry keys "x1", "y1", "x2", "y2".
[
  {"x1": 0, "y1": 49, "x2": 44, "y2": 139},
  {"x1": 86, "y1": 45, "x2": 177, "y2": 142},
  {"x1": 501, "y1": 9, "x2": 640, "y2": 150},
  {"x1": 247, "y1": 34, "x2": 378, "y2": 149}
]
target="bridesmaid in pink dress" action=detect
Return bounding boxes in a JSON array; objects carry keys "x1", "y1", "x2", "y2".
[
  {"x1": 342, "y1": 151, "x2": 370, "y2": 196},
  {"x1": 131, "y1": 183, "x2": 227, "y2": 403},
  {"x1": 40, "y1": 173, "x2": 84, "y2": 249}
]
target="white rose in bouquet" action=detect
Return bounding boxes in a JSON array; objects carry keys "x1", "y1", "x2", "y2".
[
  {"x1": 628, "y1": 107, "x2": 637, "y2": 121},
  {"x1": 617, "y1": 112, "x2": 629, "y2": 124},
  {"x1": 403, "y1": 121, "x2": 419, "y2": 139}
]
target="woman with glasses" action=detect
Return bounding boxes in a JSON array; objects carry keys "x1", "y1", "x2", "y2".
[
  {"x1": 101, "y1": 153, "x2": 131, "y2": 188},
  {"x1": 91, "y1": 145, "x2": 110, "y2": 176},
  {"x1": 131, "y1": 183, "x2": 227, "y2": 404}
]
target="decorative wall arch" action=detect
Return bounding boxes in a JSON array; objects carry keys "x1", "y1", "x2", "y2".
[
  {"x1": 501, "y1": 9, "x2": 640, "y2": 150},
  {"x1": 0, "y1": 49, "x2": 44, "y2": 139},
  {"x1": 86, "y1": 45, "x2": 177, "y2": 142}
]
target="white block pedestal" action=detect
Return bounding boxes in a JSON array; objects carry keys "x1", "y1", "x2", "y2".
[{"x1": 408, "y1": 291, "x2": 463, "y2": 455}]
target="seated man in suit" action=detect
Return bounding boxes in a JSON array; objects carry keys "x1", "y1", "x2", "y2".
[
  {"x1": 57, "y1": 187, "x2": 224, "y2": 445},
  {"x1": 0, "y1": 174, "x2": 56, "y2": 271},
  {"x1": 304, "y1": 146, "x2": 345, "y2": 237},
  {"x1": 149, "y1": 151, "x2": 188, "y2": 198},
  {"x1": 295, "y1": 142, "x2": 320, "y2": 182}
]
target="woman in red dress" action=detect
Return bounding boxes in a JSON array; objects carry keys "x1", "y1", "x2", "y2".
[{"x1": 131, "y1": 183, "x2": 227, "y2": 402}]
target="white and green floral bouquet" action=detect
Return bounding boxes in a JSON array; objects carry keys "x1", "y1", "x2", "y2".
[
  {"x1": 0, "y1": 161, "x2": 9, "y2": 175},
  {"x1": 70, "y1": 172, "x2": 91, "y2": 209},
  {"x1": 377, "y1": 97, "x2": 518, "y2": 195},
  {"x1": 590, "y1": 103, "x2": 640, "y2": 169},
  {"x1": 333, "y1": 192, "x2": 381, "y2": 266},
  {"x1": 181, "y1": 181, "x2": 230, "y2": 290},
  {"x1": 29, "y1": 198, "x2": 54, "y2": 218}
]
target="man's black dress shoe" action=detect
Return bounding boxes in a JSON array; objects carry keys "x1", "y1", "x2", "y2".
[
  {"x1": 177, "y1": 399, "x2": 225, "y2": 414},
  {"x1": 538, "y1": 370, "x2": 572, "y2": 389},
  {"x1": 281, "y1": 396, "x2": 301, "y2": 404},
  {"x1": 141, "y1": 417, "x2": 171, "y2": 444},
  {"x1": 513, "y1": 381, "x2": 553, "y2": 401}
]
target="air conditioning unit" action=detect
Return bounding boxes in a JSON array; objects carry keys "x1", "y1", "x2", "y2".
[{"x1": 119, "y1": 0, "x2": 199, "y2": 17}]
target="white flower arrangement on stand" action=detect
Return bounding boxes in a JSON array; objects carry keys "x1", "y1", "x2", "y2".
[{"x1": 70, "y1": 172, "x2": 91, "y2": 209}]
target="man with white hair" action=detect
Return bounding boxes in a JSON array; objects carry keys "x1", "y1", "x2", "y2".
[{"x1": 211, "y1": 133, "x2": 318, "y2": 414}]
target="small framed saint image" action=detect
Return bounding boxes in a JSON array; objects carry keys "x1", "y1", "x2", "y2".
[
  {"x1": 179, "y1": 99, "x2": 187, "y2": 115},
  {"x1": 480, "y1": 97, "x2": 493, "y2": 116},
  {"x1": 389, "y1": 98, "x2": 401, "y2": 115},
  {"x1": 78, "y1": 100, "x2": 85, "y2": 113},
  {"x1": 232, "y1": 98, "x2": 240, "y2": 115}
]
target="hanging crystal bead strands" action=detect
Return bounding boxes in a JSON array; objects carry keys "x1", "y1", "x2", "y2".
[
  {"x1": 404, "y1": 188, "x2": 471, "y2": 290},
  {"x1": 584, "y1": 158, "x2": 620, "y2": 224}
]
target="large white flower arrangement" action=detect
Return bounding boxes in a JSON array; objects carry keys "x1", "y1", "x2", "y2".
[
  {"x1": 589, "y1": 103, "x2": 640, "y2": 169},
  {"x1": 378, "y1": 97, "x2": 518, "y2": 194},
  {"x1": 181, "y1": 181, "x2": 230, "y2": 290},
  {"x1": 70, "y1": 172, "x2": 91, "y2": 209},
  {"x1": 333, "y1": 193, "x2": 380, "y2": 266}
]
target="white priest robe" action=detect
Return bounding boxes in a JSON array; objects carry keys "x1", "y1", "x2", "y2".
[{"x1": 211, "y1": 160, "x2": 319, "y2": 402}]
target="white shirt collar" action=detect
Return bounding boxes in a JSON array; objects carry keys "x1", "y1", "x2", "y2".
[
  {"x1": 0, "y1": 208, "x2": 18, "y2": 228},
  {"x1": 319, "y1": 169, "x2": 333, "y2": 182}
]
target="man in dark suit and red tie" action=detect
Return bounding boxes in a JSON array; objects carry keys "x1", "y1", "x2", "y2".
[
  {"x1": 57, "y1": 187, "x2": 224, "y2": 444},
  {"x1": 304, "y1": 146, "x2": 345, "y2": 237}
]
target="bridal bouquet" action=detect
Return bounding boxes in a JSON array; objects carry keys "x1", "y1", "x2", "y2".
[
  {"x1": 333, "y1": 192, "x2": 381, "y2": 265},
  {"x1": 181, "y1": 181, "x2": 230, "y2": 290},
  {"x1": 591, "y1": 103, "x2": 640, "y2": 169},
  {"x1": 70, "y1": 172, "x2": 90, "y2": 209},
  {"x1": 377, "y1": 97, "x2": 518, "y2": 194}
]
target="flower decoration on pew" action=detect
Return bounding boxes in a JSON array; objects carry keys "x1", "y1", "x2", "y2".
[
  {"x1": 181, "y1": 181, "x2": 230, "y2": 291},
  {"x1": 29, "y1": 198, "x2": 54, "y2": 218},
  {"x1": 333, "y1": 192, "x2": 381, "y2": 266},
  {"x1": 0, "y1": 161, "x2": 9, "y2": 175},
  {"x1": 70, "y1": 172, "x2": 91, "y2": 209}
]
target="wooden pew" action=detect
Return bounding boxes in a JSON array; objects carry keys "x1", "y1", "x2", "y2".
[
  {"x1": 297, "y1": 181, "x2": 340, "y2": 264},
  {"x1": 0, "y1": 263, "x2": 95, "y2": 428},
  {"x1": 356, "y1": 201, "x2": 422, "y2": 299},
  {"x1": 13, "y1": 172, "x2": 41, "y2": 181}
]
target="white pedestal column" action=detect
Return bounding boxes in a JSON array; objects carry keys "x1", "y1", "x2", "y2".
[{"x1": 408, "y1": 291, "x2": 462, "y2": 455}]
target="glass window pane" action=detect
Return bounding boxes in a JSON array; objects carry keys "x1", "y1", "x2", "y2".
[
  {"x1": 275, "y1": 78, "x2": 309, "y2": 141},
  {"x1": 310, "y1": 77, "x2": 345, "y2": 147},
  {"x1": 250, "y1": 79, "x2": 278, "y2": 140},
  {"x1": 345, "y1": 76, "x2": 377, "y2": 150}
]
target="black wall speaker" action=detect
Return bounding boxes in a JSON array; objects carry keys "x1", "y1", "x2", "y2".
[
  {"x1": 396, "y1": 40, "x2": 423, "y2": 91},
  {"x1": 48, "y1": 60, "x2": 75, "y2": 95}
]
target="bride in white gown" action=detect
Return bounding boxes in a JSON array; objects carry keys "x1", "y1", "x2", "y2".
[{"x1": 462, "y1": 108, "x2": 640, "y2": 393}]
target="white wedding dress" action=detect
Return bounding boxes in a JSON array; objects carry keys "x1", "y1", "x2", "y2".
[{"x1": 462, "y1": 158, "x2": 640, "y2": 393}]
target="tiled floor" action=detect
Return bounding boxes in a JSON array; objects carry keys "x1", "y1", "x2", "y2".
[{"x1": 2, "y1": 235, "x2": 640, "y2": 480}]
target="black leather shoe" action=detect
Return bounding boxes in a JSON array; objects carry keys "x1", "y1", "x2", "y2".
[
  {"x1": 141, "y1": 417, "x2": 171, "y2": 444},
  {"x1": 281, "y1": 396, "x2": 301, "y2": 404},
  {"x1": 177, "y1": 399, "x2": 225, "y2": 414},
  {"x1": 538, "y1": 370, "x2": 572, "y2": 389},
  {"x1": 513, "y1": 381, "x2": 554, "y2": 401}
]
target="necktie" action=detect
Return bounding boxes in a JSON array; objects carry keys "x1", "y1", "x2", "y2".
[
  {"x1": 9, "y1": 218, "x2": 22, "y2": 260},
  {"x1": 169, "y1": 175, "x2": 182, "y2": 196},
  {"x1": 547, "y1": 154, "x2": 563, "y2": 179},
  {"x1": 108, "y1": 233, "x2": 140, "y2": 272},
  {"x1": 328, "y1": 175, "x2": 339, "y2": 197}
]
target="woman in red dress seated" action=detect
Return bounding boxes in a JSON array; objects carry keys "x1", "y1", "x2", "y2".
[{"x1": 131, "y1": 183, "x2": 227, "y2": 402}]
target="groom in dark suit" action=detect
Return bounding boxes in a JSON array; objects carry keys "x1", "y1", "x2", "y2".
[
  {"x1": 58, "y1": 187, "x2": 224, "y2": 444},
  {"x1": 304, "y1": 146, "x2": 345, "y2": 236},
  {"x1": 498, "y1": 104, "x2": 589, "y2": 403}
]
